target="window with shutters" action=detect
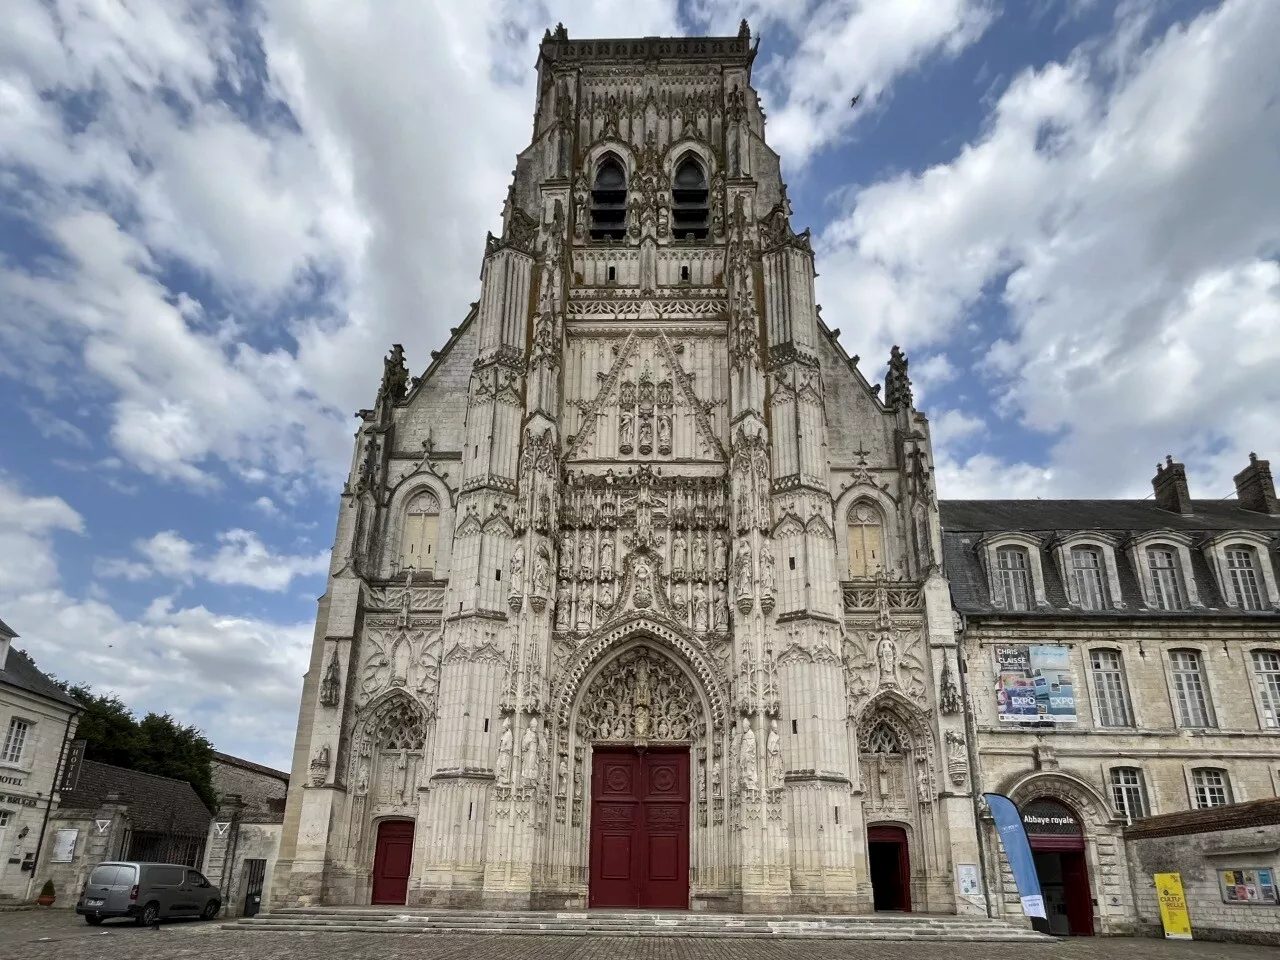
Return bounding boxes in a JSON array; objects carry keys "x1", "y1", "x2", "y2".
[
  {"x1": 590, "y1": 155, "x2": 627, "y2": 241},
  {"x1": 2, "y1": 718, "x2": 28, "y2": 765},
  {"x1": 996, "y1": 547, "x2": 1032, "y2": 610},
  {"x1": 1071, "y1": 547, "x2": 1107, "y2": 609},
  {"x1": 1170, "y1": 650, "x2": 1215, "y2": 728},
  {"x1": 399, "y1": 491, "x2": 441, "y2": 575},
  {"x1": 1147, "y1": 547, "x2": 1187, "y2": 610},
  {"x1": 1227, "y1": 547, "x2": 1265, "y2": 611},
  {"x1": 845, "y1": 501, "x2": 884, "y2": 578},
  {"x1": 1252, "y1": 650, "x2": 1280, "y2": 729},
  {"x1": 671, "y1": 155, "x2": 709, "y2": 240},
  {"x1": 1090, "y1": 649, "x2": 1134, "y2": 727},
  {"x1": 1191, "y1": 768, "x2": 1232, "y2": 808},
  {"x1": 1110, "y1": 767, "x2": 1149, "y2": 822}
]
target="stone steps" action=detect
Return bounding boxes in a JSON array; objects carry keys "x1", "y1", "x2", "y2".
[{"x1": 228, "y1": 907, "x2": 1050, "y2": 942}]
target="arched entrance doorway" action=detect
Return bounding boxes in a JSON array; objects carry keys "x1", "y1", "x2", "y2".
[
  {"x1": 1022, "y1": 797, "x2": 1093, "y2": 935},
  {"x1": 371, "y1": 819, "x2": 414, "y2": 905},
  {"x1": 867, "y1": 824, "x2": 911, "y2": 911}
]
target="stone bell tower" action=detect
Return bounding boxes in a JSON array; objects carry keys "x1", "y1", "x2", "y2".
[{"x1": 271, "y1": 21, "x2": 981, "y2": 917}]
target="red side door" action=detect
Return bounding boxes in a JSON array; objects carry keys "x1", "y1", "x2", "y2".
[
  {"x1": 1061, "y1": 852, "x2": 1095, "y2": 935},
  {"x1": 589, "y1": 748, "x2": 689, "y2": 908},
  {"x1": 371, "y1": 819, "x2": 414, "y2": 905}
]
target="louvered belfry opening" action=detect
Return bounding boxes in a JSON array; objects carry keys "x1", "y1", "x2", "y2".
[
  {"x1": 671, "y1": 156, "x2": 709, "y2": 240},
  {"x1": 590, "y1": 155, "x2": 628, "y2": 241}
]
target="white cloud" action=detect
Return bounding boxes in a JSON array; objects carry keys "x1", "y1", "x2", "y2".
[
  {"x1": 932, "y1": 407, "x2": 985, "y2": 443},
  {"x1": 0, "y1": 479, "x2": 311, "y2": 769},
  {"x1": 818, "y1": 0, "x2": 1280, "y2": 496},
  {"x1": 936, "y1": 452, "x2": 1057, "y2": 500},
  {"x1": 102, "y1": 527, "x2": 328, "y2": 592}
]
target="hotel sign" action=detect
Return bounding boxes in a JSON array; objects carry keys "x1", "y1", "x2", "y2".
[{"x1": 1, "y1": 793, "x2": 37, "y2": 807}]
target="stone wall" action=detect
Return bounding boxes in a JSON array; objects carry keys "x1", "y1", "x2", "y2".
[
  {"x1": 1125, "y1": 801, "x2": 1280, "y2": 944},
  {"x1": 212, "y1": 755, "x2": 287, "y2": 819}
]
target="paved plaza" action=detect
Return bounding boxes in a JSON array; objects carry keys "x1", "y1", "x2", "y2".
[{"x1": 1, "y1": 910, "x2": 1278, "y2": 960}]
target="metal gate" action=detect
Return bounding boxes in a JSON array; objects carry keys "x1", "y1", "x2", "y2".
[{"x1": 241, "y1": 858, "x2": 267, "y2": 917}]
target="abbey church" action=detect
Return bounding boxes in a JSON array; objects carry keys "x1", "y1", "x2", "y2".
[{"x1": 271, "y1": 25, "x2": 1280, "y2": 935}]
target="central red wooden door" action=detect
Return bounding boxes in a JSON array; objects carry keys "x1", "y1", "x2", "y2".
[
  {"x1": 371, "y1": 819, "x2": 414, "y2": 905},
  {"x1": 589, "y1": 748, "x2": 689, "y2": 908}
]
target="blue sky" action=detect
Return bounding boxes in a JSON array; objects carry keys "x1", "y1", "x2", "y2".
[{"x1": 1, "y1": 0, "x2": 1276, "y2": 770}]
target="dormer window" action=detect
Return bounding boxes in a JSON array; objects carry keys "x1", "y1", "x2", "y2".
[
  {"x1": 1146, "y1": 547, "x2": 1186, "y2": 610},
  {"x1": 1070, "y1": 547, "x2": 1107, "y2": 610},
  {"x1": 671, "y1": 155, "x2": 709, "y2": 240},
  {"x1": 590, "y1": 156, "x2": 627, "y2": 241},
  {"x1": 996, "y1": 547, "x2": 1032, "y2": 610},
  {"x1": 1226, "y1": 546, "x2": 1265, "y2": 610}
]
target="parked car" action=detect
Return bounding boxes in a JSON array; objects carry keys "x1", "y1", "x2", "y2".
[{"x1": 76, "y1": 862, "x2": 221, "y2": 925}]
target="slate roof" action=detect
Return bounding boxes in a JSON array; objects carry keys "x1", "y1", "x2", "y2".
[
  {"x1": 60, "y1": 760, "x2": 212, "y2": 834},
  {"x1": 0, "y1": 617, "x2": 15, "y2": 639},
  {"x1": 0, "y1": 646, "x2": 81, "y2": 709},
  {"x1": 213, "y1": 751, "x2": 289, "y2": 784},
  {"x1": 939, "y1": 499, "x2": 1280, "y2": 617},
  {"x1": 1124, "y1": 797, "x2": 1280, "y2": 840}
]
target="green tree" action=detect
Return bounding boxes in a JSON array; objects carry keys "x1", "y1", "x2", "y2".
[{"x1": 58, "y1": 682, "x2": 217, "y2": 811}]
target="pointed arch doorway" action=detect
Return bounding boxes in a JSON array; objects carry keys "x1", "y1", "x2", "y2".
[{"x1": 867, "y1": 824, "x2": 911, "y2": 911}]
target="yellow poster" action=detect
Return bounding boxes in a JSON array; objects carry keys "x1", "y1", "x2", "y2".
[{"x1": 1154, "y1": 872, "x2": 1193, "y2": 940}]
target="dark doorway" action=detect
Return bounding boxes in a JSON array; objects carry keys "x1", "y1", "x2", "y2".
[
  {"x1": 867, "y1": 825, "x2": 911, "y2": 912},
  {"x1": 589, "y1": 747, "x2": 690, "y2": 909},
  {"x1": 241, "y1": 858, "x2": 266, "y2": 917},
  {"x1": 371, "y1": 819, "x2": 414, "y2": 905},
  {"x1": 1023, "y1": 798, "x2": 1093, "y2": 936}
]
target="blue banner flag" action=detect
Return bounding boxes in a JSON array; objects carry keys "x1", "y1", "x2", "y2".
[{"x1": 983, "y1": 793, "x2": 1047, "y2": 923}]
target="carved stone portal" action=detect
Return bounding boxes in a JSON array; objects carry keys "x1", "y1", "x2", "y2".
[{"x1": 578, "y1": 646, "x2": 701, "y2": 744}]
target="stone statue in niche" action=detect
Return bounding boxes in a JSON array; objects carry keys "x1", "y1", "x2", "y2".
[
  {"x1": 672, "y1": 532, "x2": 688, "y2": 577},
  {"x1": 600, "y1": 535, "x2": 615, "y2": 579},
  {"x1": 579, "y1": 535, "x2": 595, "y2": 581},
  {"x1": 876, "y1": 632, "x2": 899, "y2": 687},
  {"x1": 740, "y1": 720, "x2": 759, "y2": 790},
  {"x1": 319, "y1": 648, "x2": 341, "y2": 707},
  {"x1": 767, "y1": 719, "x2": 783, "y2": 790},
  {"x1": 692, "y1": 583, "x2": 709, "y2": 633},
  {"x1": 638, "y1": 417, "x2": 653, "y2": 452},
  {"x1": 393, "y1": 748, "x2": 409, "y2": 802},
  {"x1": 633, "y1": 558, "x2": 653, "y2": 608},
  {"x1": 509, "y1": 544, "x2": 525, "y2": 598},
  {"x1": 759, "y1": 543, "x2": 776, "y2": 595},
  {"x1": 597, "y1": 579, "x2": 615, "y2": 610},
  {"x1": 672, "y1": 581, "x2": 687, "y2": 612},
  {"x1": 657, "y1": 414, "x2": 671, "y2": 453},
  {"x1": 711, "y1": 758, "x2": 722, "y2": 797},
  {"x1": 573, "y1": 172, "x2": 588, "y2": 240},
  {"x1": 496, "y1": 717, "x2": 514, "y2": 786},
  {"x1": 309, "y1": 743, "x2": 331, "y2": 786},
  {"x1": 939, "y1": 655, "x2": 962, "y2": 715},
  {"x1": 692, "y1": 533, "x2": 707, "y2": 577},
  {"x1": 521, "y1": 718, "x2": 540, "y2": 787},
  {"x1": 733, "y1": 539, "x2": 753, "y2": 599},
  {"x1": 555, "y1": 582, "x2": 571, "y2": 630},
  {"x1": 557, "y1": 756, "x2": 568, "y2": 795},
  {"x1": 713, "y1": 536, "x2": 727, "y2": 579},
  {"x1": 576, "y1": 591, "x2": 593, "y2": 631},
  {"x1": 916, "y1": 766, "x2": 931, "y2": 805},
  {"x1": 714, "y1": 582, "x2": 729, "y2": 628},
  {"x1": 619, "y1": 409, "x2": 634, "y2": 454},
  {"x1": 532, "y1": 550, "x2": 551, "y2": 596},
  {"x1": 559, "y1": 531, "x2": 574, "y2": 576},
  {"x1": 946, "y1": 730, "x2": 969, "y2": 787}
]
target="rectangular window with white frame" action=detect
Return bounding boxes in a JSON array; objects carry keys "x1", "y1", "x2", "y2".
[
  {"x1": 996, "y1": 547, "x2": 1032, "y2": 610},
  {"x1": 1147, "y1": 547, "x2": 1186, "y2": 610},
  {"x1": 1072, "y1": 547, "x2": 1107, "y2": 610},
  {"x1": 1228, "y1": 548, "x2": 1265, "y2": 611},
  {"x1": 1252, "y1": 650, "x2": 1280, "y2": 729},
  {"x1": 1090, "y1": 649, "x2": 1134, "y2": 727},
  {"x1": 1110, "y1": 767, "x2": 1149, "y2": 822},
  {"x1": 1192, "y1": 768, "x2": 1232, "y2": 808},
  {"x1": 1170, "y1": 650, "x2": 1215, "y2": 728},
  {"x1": 2, "y1": 718, "x2": 29, "y2": 765}
]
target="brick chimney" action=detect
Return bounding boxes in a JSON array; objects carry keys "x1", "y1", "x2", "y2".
[
  {"x1": 1153, "y1": 455, "x2": 1193, "y2": 515},
  {"x1": 1234, "y1": 452, "x2": 1279, "y2": 515}
]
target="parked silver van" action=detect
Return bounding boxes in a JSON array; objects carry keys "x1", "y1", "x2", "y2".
[{"x1": 76, "y1": 862, "x2": 221, "y2": 925}]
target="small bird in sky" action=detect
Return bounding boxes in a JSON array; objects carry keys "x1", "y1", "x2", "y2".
[{"x1": 850, "y1": 94, "x2": 861, "y2": 108}]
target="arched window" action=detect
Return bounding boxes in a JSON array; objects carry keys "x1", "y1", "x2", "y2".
[
  {"x1": 995, "y1": 546, "x2": 1032, "y2": 610},
  {"x1": 846, "y1": 501, "x2": 885, "y2": 579},
  {"x1": 590, "y1": 155, "x2": 627, "y2": 241},
  {"x1": 399, "y1": 491, "x2": 440, "y2": 575},
  {"x1": 1145, "y1": 545, "x2": 1186, "y2": 610},
  {"x1": 865, "y1": 721, "x2": 902, "y2": 755},
  {"x1": 671, "y1": 155, "x2": 709, "y2": 240},
  {"x1": 1070, "y1": 546, "x2": 1107, "y2": 609}
]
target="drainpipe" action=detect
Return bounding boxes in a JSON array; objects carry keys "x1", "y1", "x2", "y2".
[
  {"x1": 26, "y1": 707, "x2": 81, "y2": 901},
  {"x1": 952, "y1": 610, "x2": 995, "y2": 919}
]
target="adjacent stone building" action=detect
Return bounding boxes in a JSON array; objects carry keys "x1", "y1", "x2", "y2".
[
  {"x1": 0, "y1": 619, "x2": 80, "y2": 904},
  {"x1": 944, "y1": 456, "x2": 1280, "y2": 935},
  {"x1": 203, "y1": 752, "x2": 289, "y2": 917},
  {"x1": 273, "y1": 23, "x2": 978, "y2": 915},
  {"x1": 270, "y1": 23, "x2": 1280, "y2": 933}
]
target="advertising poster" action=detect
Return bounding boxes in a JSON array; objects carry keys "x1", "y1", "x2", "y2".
[
  {"x1": 1155, "y1": 872, "x2": 1193, "y2": 939},
  {"x1": 51, "y1": 828, "x2": 78, "y2": 863},
  {"x1": 1218, "y1": 868, "x2": 1279, "y2": 904},
  {"x1": 957, "y1": 863, "x2": 981, "y2": 898},
  {"x1": 995, "y1": 645, "x2": 1076, "y2": 723}
]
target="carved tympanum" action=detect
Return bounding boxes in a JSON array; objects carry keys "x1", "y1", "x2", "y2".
[{"x1": 579, "y1": 646, "x2": 700, "y2": 743}]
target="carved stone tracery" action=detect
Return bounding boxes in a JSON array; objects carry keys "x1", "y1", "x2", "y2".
[{"x1": 579, "y1": 646, "x2": 701, "y2": 743}]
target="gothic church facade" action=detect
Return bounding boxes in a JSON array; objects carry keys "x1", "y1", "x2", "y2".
[{"x1": 271, "y1": 24, "x2": 980, "y2": 915}]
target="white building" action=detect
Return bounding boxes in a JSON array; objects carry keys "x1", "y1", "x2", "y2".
[
  {"x1": 272, "y1": 23, "x2": 979, "y2": 914},
  {"x1": 0, "y1": 618, "x2": 80, "y2": 903}
]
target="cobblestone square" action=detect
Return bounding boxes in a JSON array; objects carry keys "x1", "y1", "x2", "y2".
[{"x1": 2, "y1": 911, "x2": 1278, "y2": 960}]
